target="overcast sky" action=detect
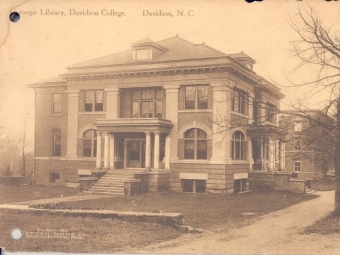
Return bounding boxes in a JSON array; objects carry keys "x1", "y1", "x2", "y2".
[{"x1": 0, "y1": 0, "x2": 339, "y2": 150}]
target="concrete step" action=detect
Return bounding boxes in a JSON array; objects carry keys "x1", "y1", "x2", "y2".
[
  {"x1": 83, "y1": 191, "x2": 125, "y2": 195},
  {"x1": 92, "y1": 187, "x2": 123, "y2": 190}
]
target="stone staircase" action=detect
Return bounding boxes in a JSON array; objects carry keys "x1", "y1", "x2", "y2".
[
  {"x1": 19, "y1": 172, "x2": 33, "y2": 186},
  {"x1": 83, "y1": 169, "x2": 149, "y2": 196}
]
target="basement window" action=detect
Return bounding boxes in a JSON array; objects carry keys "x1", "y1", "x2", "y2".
[
  {"x1": 182, "y1": 179, "x2": 206, "y2": 193},
  {"x1": 234, "y1": 179, "x2": 247, "y2": 193},
  {"x1": 49, "y1": 173, "x2": 60, "y2": 183}
]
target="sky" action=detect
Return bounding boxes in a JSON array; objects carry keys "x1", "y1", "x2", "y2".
[{"x1": 0, "y1": 0, "x2": 339, "y2": 150}]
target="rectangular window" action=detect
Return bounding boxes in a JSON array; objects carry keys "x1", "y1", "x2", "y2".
[
  {"x1": 52, "y1": 94, "x2": 62, "y2": 114},
  {"x1": 294, "y1": 137, "x2": 302, "y2": 151},
  {"x1": 265, "y1": 103, "x2": 276, "y2": 123},
  {"x1": 51, "y1": 129, "x2": 61, "y2": 156},
  {"x1": 232, "y1": 88, "x2": 248, "y2": 115},
  {"x1": 84, "y1": 90, "x2": 104, "y2": 112},
  {"x1": 294, "y1": 161, "x2": 301, "y2": 172},
  {"x1": 182, "y1": 179, "x2": 206, "y2": 193},
  {"x1": 185, "y1": 85, "x2": 208, "y2": 110},
  {"x1": 131, "y1": 88, "x2": 163, "y2": 118},
  {"x1": 136, "y1": 49, "x2": 149, "y2": 60}
]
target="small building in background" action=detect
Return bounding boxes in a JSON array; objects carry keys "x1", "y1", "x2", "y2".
[{"x1": 279, "y1": 110, "x2": 334, "y2": 179}]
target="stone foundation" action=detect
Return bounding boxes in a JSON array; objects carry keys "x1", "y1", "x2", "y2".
[
  {"x1": 273, "y1": 172, "x2": 291, "y2": 191},
  {"x1": 149, "y1": 170, "x2": 170, "y2": 192},
  {"x1": 248, "y1": 172, "x2": 274, "y2": 190}
]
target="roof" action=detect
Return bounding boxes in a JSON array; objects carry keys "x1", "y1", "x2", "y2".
[
  {"x1": 68, "y1": 36, "x2": 227, "y2": 68},
  {"x1": 228, "y1": 52, "x2": 256, "y2": 64}
]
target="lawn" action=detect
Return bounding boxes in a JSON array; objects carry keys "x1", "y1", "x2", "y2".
[
  {"x1": 0, "y1": 209, "x2": 180, "y2": 253},
  {"x1": 54, "y1": 190, "x2": 317, "y2": 229},
  {"x1": 0, "y1": 187, "x2": 318, "y2": 253},
  {"x1": 304, "y1": 214, "x2": 340, "y2": 235},
  {"x1": 0, "y1": 185, "x2": 79, "y2": 204},
  {"x1": 312, "y1": 178, "x2": 335, "y2": 191}
]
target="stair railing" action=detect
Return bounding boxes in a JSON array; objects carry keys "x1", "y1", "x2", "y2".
[{"x1": 19, "y1": 171, "x2": 33, "y2": 185}]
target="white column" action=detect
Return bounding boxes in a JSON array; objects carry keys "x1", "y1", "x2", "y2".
[
  {"x1": 248, "y1": 138, "x2": 253, "y2": 170},
  {"x1": 279, "y1": 140, "x2": 285, "y2": 171},
  {"x1": 96, "y1": 132, "x2": 102, "y2": 169},
  {"x1": 109, "y1": 134, "x2": 115, "y2": 169},
  {"x1": 210, "y1": 83, "x2": 231, "y2": 163},
  {"x1": 103, "y1": 132, "x2": 109, "y2": 169},
  {"x1": 248, "y1": 93, "x2": 255, "y2": 124},
  {"x1": 268, "y1": 138, "x2": 275, "y2": 172},
  {"x1": 165, "y1": 85, "x2": 179, "y2": 161},
  {"x1": 105, "y1": 88, "x2": 119, "y2": 119},
  {"x1": 261, "y1": 138, "x2": 267, "y2": 171},
  {"x1": 165, "y1": 134, "x2": 171, "y2": 169},
  {"x1": 145, "y1": 132, "x2": 151, "y2": 169},
  {"x1": 65, "y1": 90, "x2": 79, "y2": 158},
  {"x1": 153, "y1": 132, "x2": 160, "y2": 169}
]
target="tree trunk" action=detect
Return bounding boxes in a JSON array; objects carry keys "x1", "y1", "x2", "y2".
[{"x1": 334, "y1": 97, "x2": 340, "y2": 215}]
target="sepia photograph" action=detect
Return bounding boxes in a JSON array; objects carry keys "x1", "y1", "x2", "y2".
[{"x1": 0, "y1": 0, "x2": 340, "y2": 254}]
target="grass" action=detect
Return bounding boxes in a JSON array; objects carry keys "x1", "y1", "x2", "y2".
[
  {"x1": 304, "y1": 214, "x2": 340, "y2": 235},
  {"x1": 0, "y1": 209, "x2": 180, "y2": 253},
  {"x1": 60, "y1": 190, "x2": 317, "y2": 229},
  {"x1": 312, "y1": 178, "x2": 335, "y2": 191},
  {"x1": 0, "y1": 186, "x2": 318, "y2": 253},
  {"x1": 0, "y1": 185, "x2": 79, "y2": 204}
]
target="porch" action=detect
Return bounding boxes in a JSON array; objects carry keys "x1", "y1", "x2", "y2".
[
  {"x1": 94, "y1": 118, "x2": 173, "y2": 171},
  {"x1": 248, "y1": 124, "x2": 287, "y2": 172}
]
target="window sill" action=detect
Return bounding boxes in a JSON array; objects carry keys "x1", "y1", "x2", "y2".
[
  {"x1": 51, "y1": 113, "x2": 62, "y2": 117},
  {"x1": 232, "y1": 160, "x2": 249, "y2": 164},
  {"x1": 231, "y1": 111, "x2": 249, "y2": 118},
  {"x1": 178, "y1": 109, "x2": 213, "y2": 113},
  {"x1": 177, "y1": 159, "x2": 210, "y2": 164},
  {"x1": 79, "y1": 112, "x2": 106, "y2": 115}
]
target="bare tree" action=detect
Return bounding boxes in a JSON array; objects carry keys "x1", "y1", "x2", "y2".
[{"x1": 289, "y1": 5, "x2": 340, "y2": 214}]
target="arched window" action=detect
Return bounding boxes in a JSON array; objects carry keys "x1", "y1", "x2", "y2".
[
  {"x1": 184, "y1": 128, "x2": 207, "y2": 159},
  {"x1": 231, "y1": 131, "x2": 247, "y2": 160},
  {"x1": 83, "y1": 129, "x2": 97, "y2": 157}
]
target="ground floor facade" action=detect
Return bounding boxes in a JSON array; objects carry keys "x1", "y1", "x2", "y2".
[{"x1": 33, "y1": 121, "x2": 289, "y2": 194}]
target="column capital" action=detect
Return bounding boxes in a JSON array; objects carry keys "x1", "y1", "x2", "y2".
[
  {"x1": 164, "y1": 85, "x2": 180, "y2": 93},
  {"x1": 95, "y1": 131, "x2": 102, "y2": 135},
  {"x1": 104, "y1": 87, "x2": 119, "y2": 92},
  {"x1": 67, "y1": 90, "x2": 80, "y2": 97},
  {"x1": 102, "y1": 132, "x2": 109, "y2": 136}
]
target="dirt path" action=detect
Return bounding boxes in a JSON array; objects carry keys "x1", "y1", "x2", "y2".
[{"x1": 139, "y1": 191, "x2": 340, "y2": 254}]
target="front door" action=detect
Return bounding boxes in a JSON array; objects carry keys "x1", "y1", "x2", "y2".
[{"x1": 126, "y1": 140, "x2": 145, "y2": 168}]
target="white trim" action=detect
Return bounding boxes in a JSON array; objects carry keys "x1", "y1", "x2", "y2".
[
  {"x1": 178, "y1": 122, "x2": 213, "y2": 139},
  {"x1": 178, "y1": 109, "x2": 213, "y2": 113},
  {"x1": 180, "y1": 173, "x2": 208, "y2": 180},
  {"x1": 231, "y1": 111, "x2": 249, "y2": 119},
  {"x1": 78, "y1": 169, "x2": 92, "y2": 175},
  {"x1": 234, "y1": 173, "x2": 248, "y2": 180},
  {"x1": 174, "y1": 160, "x2": 210, "y2": 164},
  {"x1": 78, "y1": 124, "x2": 97, "y2": 138},
  {"x1": 78, "y1": 112, "x2": 106, "y2": 115}
]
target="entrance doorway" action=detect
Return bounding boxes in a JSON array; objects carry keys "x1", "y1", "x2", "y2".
[{"x1": 125, "y1": 140, "x2": 145, "y2": 168}]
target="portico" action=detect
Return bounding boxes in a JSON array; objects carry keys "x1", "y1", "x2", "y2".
[
  {"x1": 247, "y1": 124, "x2": 287, "y2": 172},
  {"x1": 94, "y1": 118, "x2": 173, "y2": 171}
]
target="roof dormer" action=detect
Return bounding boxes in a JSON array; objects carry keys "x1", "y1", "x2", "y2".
[
  {"x1": 228, "y1": 52, "x2": 256, "y2": 71},
  {"x1": 131, "y1": 37, "x2": 167, "y2": 61}
]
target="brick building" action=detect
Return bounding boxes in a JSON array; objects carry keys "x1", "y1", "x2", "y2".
[
  {"x1": 28, "y1": 36, "x2": 286, "y2": 194},
  {"x1": 279, "y1": 110, "x2": 333, "y2": 179}
]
